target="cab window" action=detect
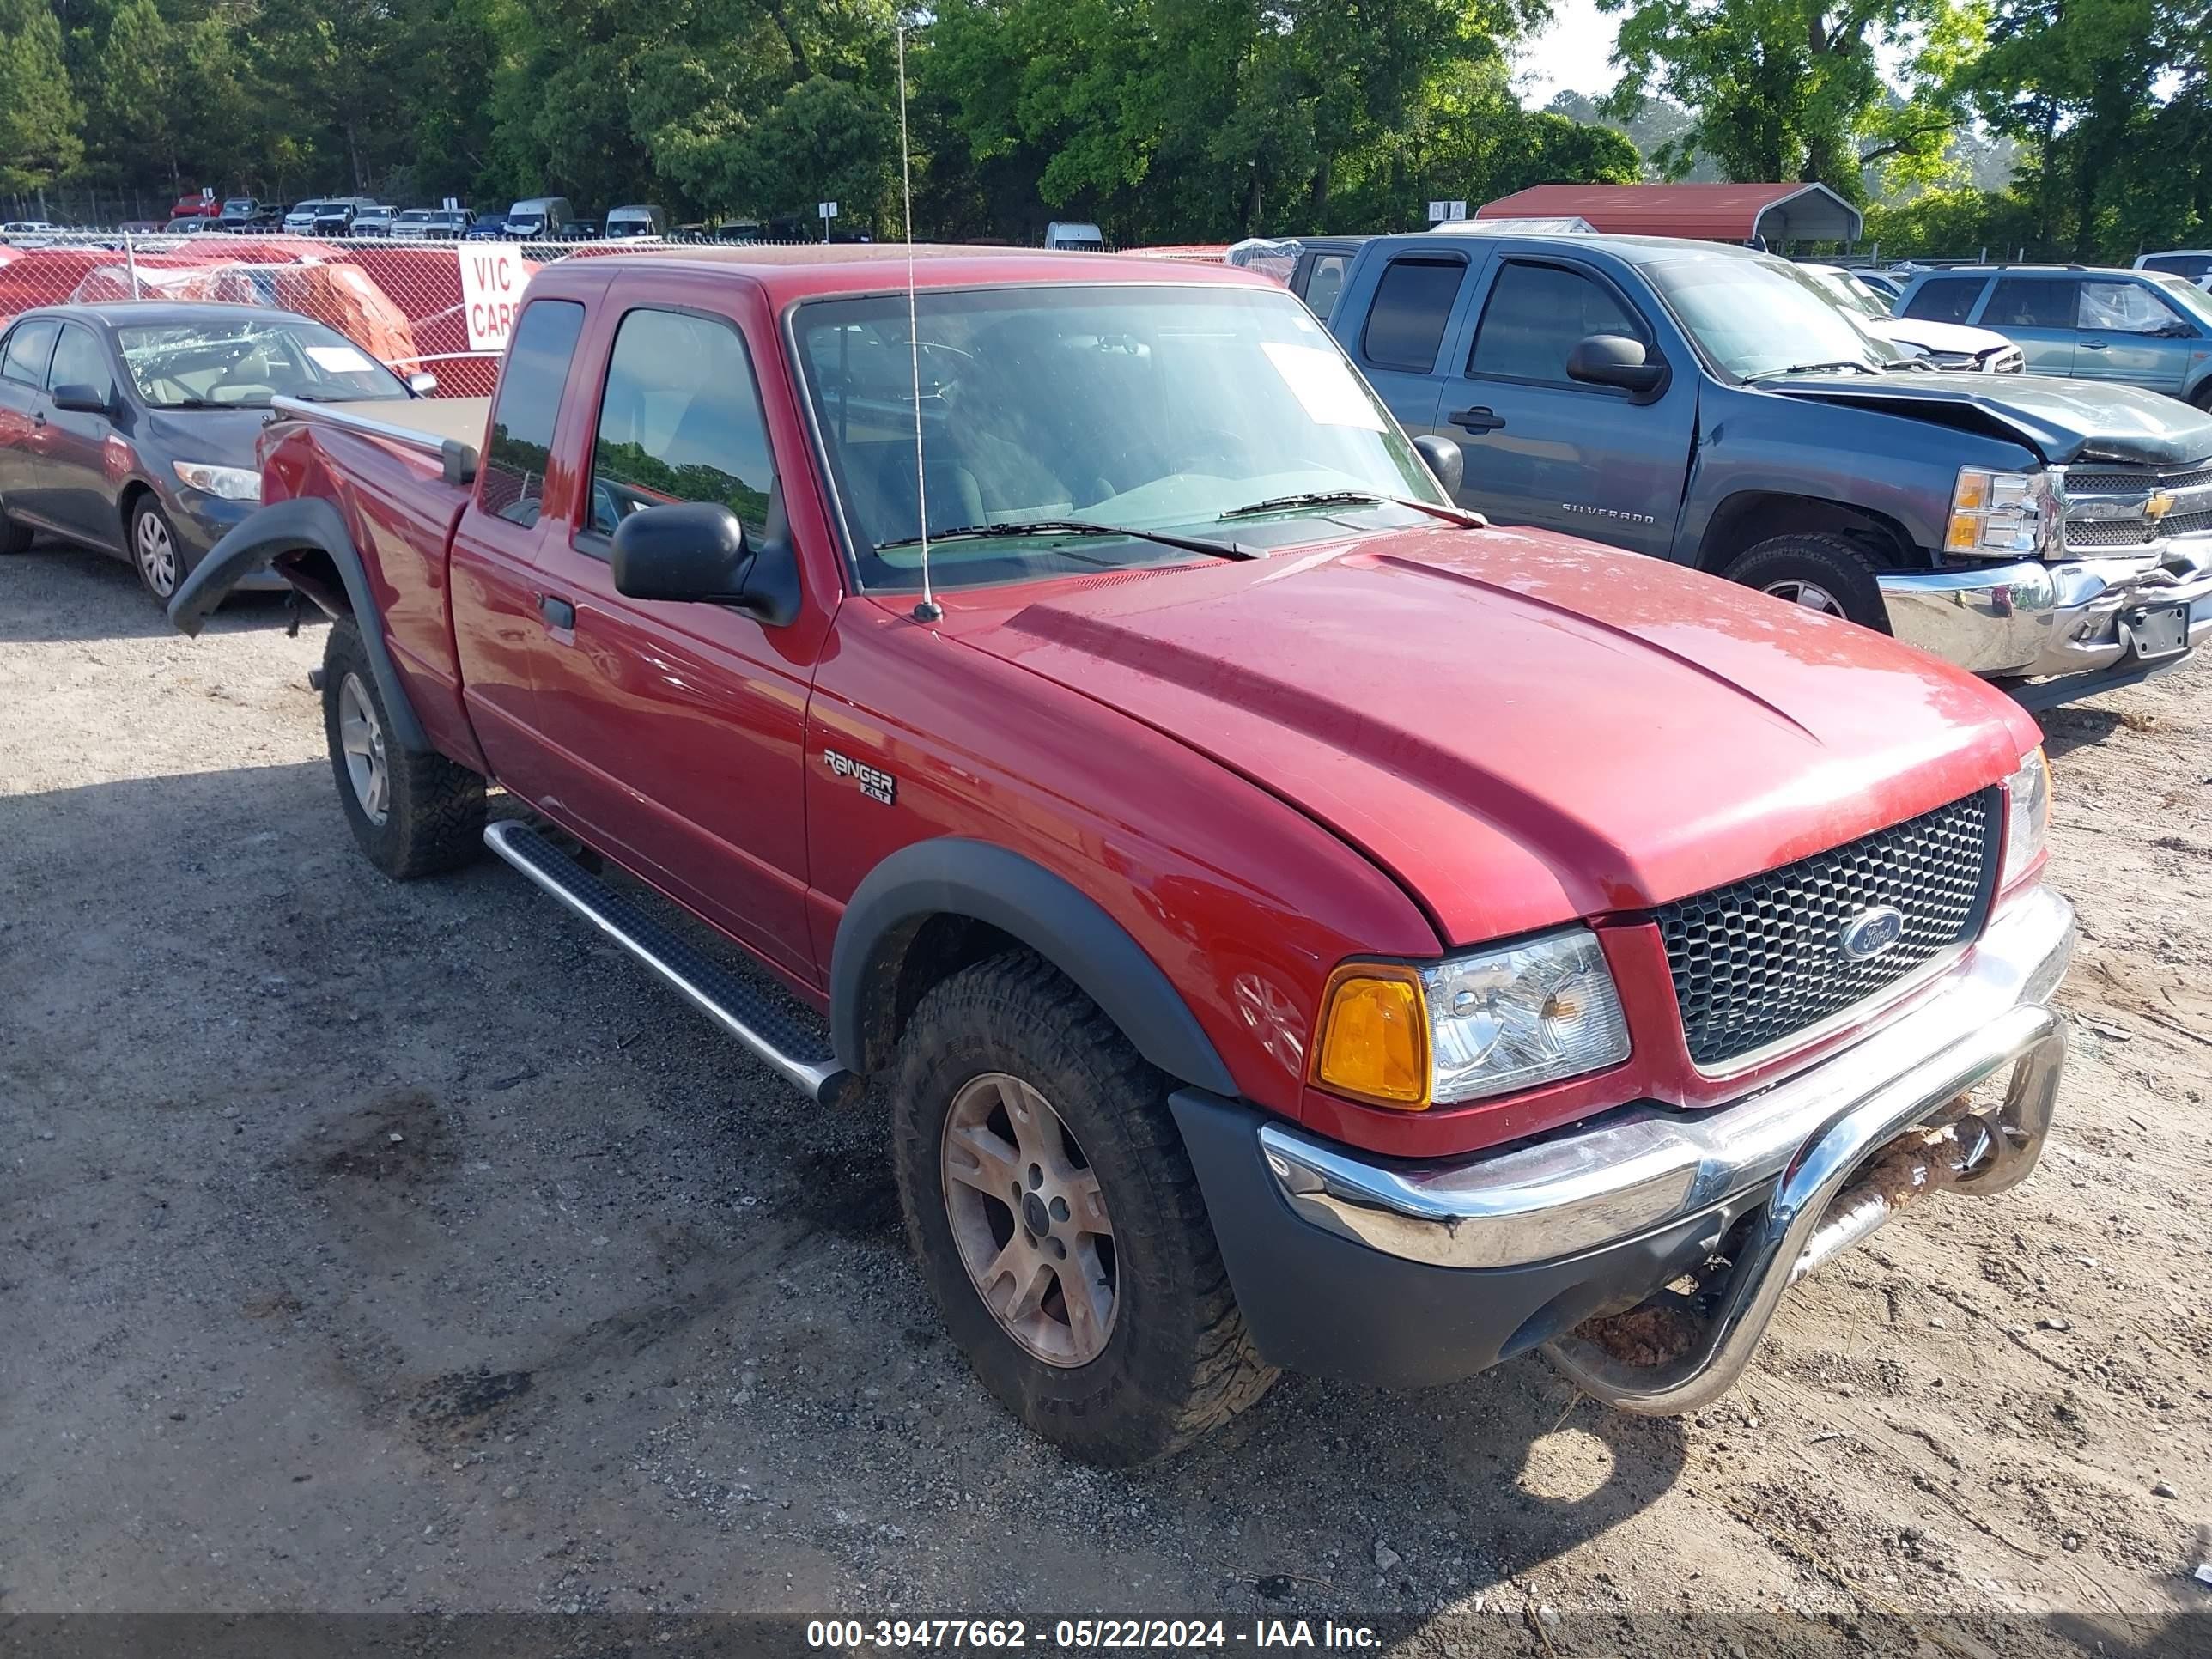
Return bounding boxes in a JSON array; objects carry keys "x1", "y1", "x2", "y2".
[
  {"x1": 586, "y1": 308, "x2": 776, "y2": 542},
  {"x1": 2, "y1": 319, "x2": 60, "y2": 386},
  {"x1": 1468, "y1": 261, "x2": 1647, "y2": 386},
  {"x1": 480, "y1": 300, "x2": 586, "y2": 527}
]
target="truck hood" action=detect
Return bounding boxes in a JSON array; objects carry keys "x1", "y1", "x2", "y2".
[
  {"x1": 951, "y1": 525, "x2": 2036, "y2": 945},
  {"x1": 1767, "y1": 371, "x2": 2212, "y2": 465},
  {"x1": 1867, "y1": 317, "x2": 2014, "y2": 359}
]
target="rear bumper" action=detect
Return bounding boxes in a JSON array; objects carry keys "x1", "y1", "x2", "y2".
[
  {"x1": 1878, "y1": 544, "x2": 2212, "y2": 706},
  {"x1": 1175, "y1": 884, "x2": 2073, "y2": 1404}
]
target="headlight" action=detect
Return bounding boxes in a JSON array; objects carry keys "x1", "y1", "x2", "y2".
[
  {"x1": 172, "y1": 460, "x2": 261, "y2": 501},
  {"x1": 1312, "y1": 929, "x2": 1631, "y2": 1109},
  {"x1": 2002, "y1": 747, "x2": 2051, "y2": 884},
  {"x1": 1945, "y1": 467, "x2": 2061, "y2": 559}
]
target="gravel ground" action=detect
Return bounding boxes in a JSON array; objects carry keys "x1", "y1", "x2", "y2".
[{"x1": 2, "y1": 542, "x2": 2209, "y2": 1651}]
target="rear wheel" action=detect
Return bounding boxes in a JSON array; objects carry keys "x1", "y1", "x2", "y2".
[
  {"x1": 0, "y1": 495, "x2": 31, "y2": 555},
  {"x1": 893, "y1": 954, "x2": 1275, "y2": 1465},
  {"x1": 130, "y1": 497, "x2": 183, "y2": 603},
  {"x1": 322, "y1": 617, "x2": 486, "y2": 878},
  {"x1": 1721, "y1": 532, "x2": 1891, "y2": 634}
]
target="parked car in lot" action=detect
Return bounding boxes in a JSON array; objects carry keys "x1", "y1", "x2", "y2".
[
  {"x1": 173, "y1": 246, "x2": 2072, "y2": 1465},
  {"x1": 461, "y1": 215, "x2": 514, "y2": 241},
  {"x1": 169, "y1": 195, "x2": 220, "y2": 221},
  {"x1": 2134, "y1": 250, "x2": 2212, "y2": 290},
  {"x1": 163, "y1": 217, "x2": 216, "y2": 236},
  {"x1": 391, "y1": 207, "x2": 475, "y2": 240},
  {"x1": 604, "y1": 204, "x2": 666, "y2": 240},
  {"x1": 349, "y1": 205, "x2": 397, "y2": 238},
  {"x1": 216, "y1": 197, "x2": 275, "y2": 231},
  {"x1": 1793, "y1": 262, "x2": 2024, "y2": 372},
  {"x1": 1898, "y1": 264, "x2": 2212, "y2": 404},
  {"x1": 313, "y1": 198, "x2": 380, "y2": 237},
  {"x1": 2, "y1": 220, "x2": 64, "y2": 246},
  {"x1": 0, "y1": 302, "x2": 422, "y2": 603},
  {"x1": 1328, "y1": 231, "x2": 2212, "y2": 708},
  {"x1": 1855, "y1": 269, "x2": 1909, "y2": 303},
  {"x1": 504, "y1": 197, "x2": 577, "y2": 241},
  {"x1": 283, "y1": 200, "x2": 335, "y2": 234}
]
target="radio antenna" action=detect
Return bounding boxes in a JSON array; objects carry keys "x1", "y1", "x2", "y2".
[{"x1": 896, "y1": 21, "x2": 940, "y2": 624}]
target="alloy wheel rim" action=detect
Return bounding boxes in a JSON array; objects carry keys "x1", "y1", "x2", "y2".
[
  {"x1": 136, "y1": 511, "x2": 177, "y2": 597},
  {"x1": 1765, "y1": 578, "x2": 1844, "y2": 617},
  {"x1": 939, "y1": 1072, "x2": 1117, "y2": 1368},
  {"x1": 337, "y1": 673, "x2": 390, "y2": 825}
]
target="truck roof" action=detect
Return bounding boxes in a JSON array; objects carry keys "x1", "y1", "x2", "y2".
[{"x1": 537, "y1": 243, "x2": 1277, "y2": 305}]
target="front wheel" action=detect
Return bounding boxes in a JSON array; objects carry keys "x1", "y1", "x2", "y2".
[
  {"x1": 893, "y1": 954, "x2": 1276, "y2": 1465},
  {"x1": 1720, "y1": 532, "x2": 1892, "y2": 633},
  {"x1": 321, "y1": 617, "x2": 486, "y2": 878},
  {"x1": 131, "y1": 497, "x2": 183, "y2": 603}
]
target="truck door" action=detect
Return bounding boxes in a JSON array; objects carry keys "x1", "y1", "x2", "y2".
[
  {"x1": 1437, "y1": 254, "x2": 1692, "y2": 561},
  {"x1": 1340, "y1": 246, "x2": 1486, "y2": 438},
  {"x1": 515, "y1": 295, "x2": 825, "y2": 981},
  {"x1": 448, "y1": 295, "x2": 594, "y2": 805}
]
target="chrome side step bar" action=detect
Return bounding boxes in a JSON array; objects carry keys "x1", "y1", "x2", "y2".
[{"x1": 483, "y1": 820, "x2": 856, "y2": 1105}]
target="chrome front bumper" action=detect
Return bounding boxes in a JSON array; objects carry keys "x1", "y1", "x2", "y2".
[
  {"x1": 1878, "y1": 543, "x2": 2212, "y2": 683},
  {"x1": 1261, "y1": 883, "x2": 2074, "y2": 1412}
]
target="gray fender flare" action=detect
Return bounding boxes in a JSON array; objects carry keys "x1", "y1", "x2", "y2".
[
  {"x1": 165, "y1": 495, "x2": 430, "y2": 753},
  {"x1": 830, "y1": 838, "x2": 1238, "y2": 1097}
]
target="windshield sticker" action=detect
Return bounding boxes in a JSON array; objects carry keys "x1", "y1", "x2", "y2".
[
  {"x1": 306, "y1": 344, "x2": 375, "y2": 374},
  {"x1": 1261, "y1": 342, "x2": 1385, "y2": 430}
]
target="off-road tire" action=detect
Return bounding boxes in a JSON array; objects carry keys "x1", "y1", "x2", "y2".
[
  {"x1": 0, "y1": 495, "x2": 33, "y2": 554},
  {"x1": 322, "y1": 617, "x2": 485, "y2": 878},
  {"x1": 1722, "y1": 532, "x2": 1892, "y2": 634},
  {"x1": 893, "y1": 952, "x2": 1276, "y2": 1465}
]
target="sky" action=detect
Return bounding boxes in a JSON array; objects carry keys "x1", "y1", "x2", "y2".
[{"x1": 1513, "y1": 1, "x2": 1626, "y2": 102}]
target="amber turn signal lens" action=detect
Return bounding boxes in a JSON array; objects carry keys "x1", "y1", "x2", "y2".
[{"x1": 1312, "y1": 967, "x2": 1431, "y2": 1109}]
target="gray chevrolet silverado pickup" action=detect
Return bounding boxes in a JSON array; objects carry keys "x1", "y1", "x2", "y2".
[{"x1": 1328, "y1": 230, "x2": 2212, "y2": 708}]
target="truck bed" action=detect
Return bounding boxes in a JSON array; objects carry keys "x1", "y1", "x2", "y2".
[{"x1": 270, "y1": 395, "x2": 492, "y2": 478}]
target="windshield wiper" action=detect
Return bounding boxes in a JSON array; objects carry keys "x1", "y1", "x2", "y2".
[
  {"x1": 1218, "y1": 489, "x2": 1486, "y2": 527},
  {"x1": 1746, "y1": 360, "x2": 1881, "y2": 380},
  {"x1": 875, "y1": 519, "x2": 1259, "y2": 561}
]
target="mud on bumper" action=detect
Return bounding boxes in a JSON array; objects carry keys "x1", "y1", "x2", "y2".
[{"x1": 1173, "y1": 884, "x2": 2074, "y2": 1408}]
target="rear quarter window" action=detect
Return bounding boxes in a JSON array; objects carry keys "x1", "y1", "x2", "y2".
[
  {"x1": 481, "y1": 300, "x2": 586, "y2": 526},
  {"x1": 1361, "y1": 257, "x2": 1463, "y2": 372},
  {"x1": 1900, "y1": 276, "x2": 1989, "y2": 324}
]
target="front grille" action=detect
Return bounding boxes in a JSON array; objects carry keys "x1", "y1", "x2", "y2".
[
  {"x1": 1655, "y1": 790, "x2": 2001, "y2": 1068},
  {"x1": 1988, "y1": 348, "x2": 2026, "y2": 374},
  {"x1": 2063, "y1": 457, "x2": 2212, "y2": 552}
]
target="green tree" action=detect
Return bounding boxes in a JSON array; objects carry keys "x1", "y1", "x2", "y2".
[
  {"x1": 0, "y1": 0, "x2": 83, "y2": 195},
  {"x1": 1599, "y1": 0, "x2": 1983, "y2": 201}
]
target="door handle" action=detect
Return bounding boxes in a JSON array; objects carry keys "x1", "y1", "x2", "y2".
[
  {"x1": 31, "y1": 412, "x2": 46, "y2": 428},
  {"x1": 2080, "y1": 340, "x2": 2106, "y2": 350},
  {"x1": 538, "y1": 593, "x2": 575, "y2": 629},
  {"x1": 1449, "y1": 406, "x2": 1505, "y2": 434}
]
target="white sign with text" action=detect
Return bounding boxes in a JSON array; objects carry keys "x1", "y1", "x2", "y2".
[{"x1": 459, "y1": 243, "x2": 530, "y2": 352}]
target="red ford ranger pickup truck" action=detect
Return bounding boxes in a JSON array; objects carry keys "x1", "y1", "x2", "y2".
[{"x1": 170, "y1": 246, "x2": 2074, "y2": 1466}]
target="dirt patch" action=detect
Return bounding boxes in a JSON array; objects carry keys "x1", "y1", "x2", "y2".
[{"x1": 2, "y1": 545, "x2": 2209, "y2": 1637}]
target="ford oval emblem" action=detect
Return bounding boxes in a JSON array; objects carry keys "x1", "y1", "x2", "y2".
[{"x1": 1839, "y1": 905, "x2": 1906, "y2": 962}]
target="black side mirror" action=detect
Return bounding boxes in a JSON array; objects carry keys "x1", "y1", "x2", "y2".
[
  {"x1": 1566, "y1": 333, "x2": 1666, "y2": 397},
  {"x1": 1413, "y1": 433, "x2": 1464, "y2": 497},
  {"x1": 610, "y1": 501, "x2": 799, "y2": 625},
  {"x1": 50, "y1": 383, "x2": 112, "y2": 416}
]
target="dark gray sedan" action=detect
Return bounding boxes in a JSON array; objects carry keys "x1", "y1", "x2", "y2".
[{"x1": 0, "y1": 302, "x2": 426, "y2": 604}]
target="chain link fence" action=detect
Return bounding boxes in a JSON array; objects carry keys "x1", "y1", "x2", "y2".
[{"x1": 0, "y1": 229, "x2": 821, "y2": 399}]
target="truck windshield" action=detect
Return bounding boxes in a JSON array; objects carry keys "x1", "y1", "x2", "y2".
[
  {"x1": 116, "y1": 317, "x2": 409, "y2": 409},
  {"x1": 1649, "y1": 252, "x2": 1905, "y2": 380},
  {"x1": 796, "y1": 283, "x2": 1443, "y2": 592}
]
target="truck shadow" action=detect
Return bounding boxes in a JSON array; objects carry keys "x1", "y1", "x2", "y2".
[{"x1": 0, "y1": 536, "x2": 299, "y2": 643}]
